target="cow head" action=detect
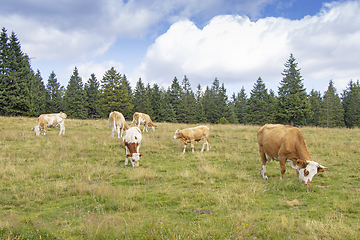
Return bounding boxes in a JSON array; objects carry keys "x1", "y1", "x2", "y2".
[
  {"x1": 31, "y1": 126, "x2": 41, "y2": 136},
  {"x1": 59, "y1": 112, "x2": 67, "y2": 119},
  {"x1": 297, "y1": 160, "x2": 326, "y2": 186},
  {"x1": 173, "y1": 130, "x2": 181, "y2": 140},
  {"x1": 126, "y1": 153, "x2": 143, "y2": 167}
]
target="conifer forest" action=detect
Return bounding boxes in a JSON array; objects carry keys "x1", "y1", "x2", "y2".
[{"x1": 1, "y1": 27, "x2": 359, "y2": 128}]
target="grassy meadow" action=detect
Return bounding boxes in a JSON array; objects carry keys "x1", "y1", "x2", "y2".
[{"x1": 0, "y1": 116, "x2": 360, "y2": 239}]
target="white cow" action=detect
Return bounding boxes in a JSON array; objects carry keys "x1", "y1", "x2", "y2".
[
  {"x1": 122, "y1": 127, "x2": 143, "y2": 167},
  {"x1": 31, "y1": 112, "x2": 67, "y2": 136},
  {"x1": 109, "y1": 111, "x2": 129, "y2": 138}
]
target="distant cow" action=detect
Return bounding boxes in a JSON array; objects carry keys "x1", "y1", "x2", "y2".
[
  {"x1": 173, "y1": 125, "x2": 210, "y2": 154},
  {"x1": 131, "y1": 112, "x2": 157, "y2": 132},
  {"x1": 109, "y1": 111, "x2": 129, "y2": 138},
  {"x1": 31, "y1": 112, "x2": 67, "y2": 136},
  {"x1": 257, "y1": 124, "x2": 326, "y2": 186},
  {"x1": 122, "y1": 127, "x2": 143, "y2": 167}
]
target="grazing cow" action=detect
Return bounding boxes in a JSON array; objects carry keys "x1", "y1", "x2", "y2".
[
  {"x1": 109, "y1": 111, "x2": 130, "y2": 138},
  {"x1": 122, "y1": 127, "x2": 143, "y2": 167},
  {"x1": 257, "y1": 124, "x2": 326, "y2": 186},
  {"x1": 173, "y1": 125, "x2": 210, "y2": 154},
  {"x1": 131, "y1": 112, "x2": 157, "y2": 132},
  {"x1": 31, "y1": 112, "x2": 67, "y2": 136}
]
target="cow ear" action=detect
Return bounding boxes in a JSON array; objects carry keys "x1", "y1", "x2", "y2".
[
  {"x1": 297, "y1": 159, "x2": 307, "y2": 168},
  {"x1": 139, "y1": 154, "x2": 144, "y2": 156},
  {"x1": 318, "y1": 165, "x2": 327, "y2": 173},
  {"x1": 126, "y1": 154, "x2": 132, "y2": 157}
]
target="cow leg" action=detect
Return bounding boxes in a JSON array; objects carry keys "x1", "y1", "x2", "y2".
[
  {"x1": 124, "y1": 147, "x2": 129, "y2": 165},
  {"x1": 60, "y1": 125, "x2": 65, "y2": 135},
  {"x1": 43, "y1": 125, "x2": 47, "y2": 135},
  {"x1": 191, "y1": 140, "x2": 195, "y2": 153},
  {"x1": 201, "y1": 138, "x2": 209, "y2": 152},
  {"x1": 144, "y1": 123, "x2": 148, "y2": 132},
  {"x1": 182, "y1": 144, "x2": 187, "y2": 154},
  {"x1": 117, "y1": 126, "x2": 120, "y2": 138},
  {"x1": 120, "y1": 127, "x2": 123, "y2": 138},
  {"x1": 259, "y1": 146, "x2": 268, "y2": 180},
  {"x1": 279, "y1": 155, "x2": 287, "y2": 180}
]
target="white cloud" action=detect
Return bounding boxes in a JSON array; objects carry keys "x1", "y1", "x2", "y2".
[{"x1": 134, "y1": 1, "x2": 360, "y2": 93}]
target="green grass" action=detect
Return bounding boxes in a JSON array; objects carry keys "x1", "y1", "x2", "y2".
[{"x1": 1, "y1": 117, "x2": 360, "y2": 239}]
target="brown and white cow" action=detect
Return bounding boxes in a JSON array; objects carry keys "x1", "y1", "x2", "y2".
[
  {"x1": 257, "y1": 124, "x2": 326, "y2": 186},
  {"x1": 109, "y1": 111, "x2": 130, "y2": 138},
  {"x1": 173, "y1": 125, "x2": 210, "y2": 154},
  {"x1": 131, "y1": 112, "x2": 157, "y2": 132},
  {"x1": 31, "y1": 112, "x2": 67, "y2": 136},
  {"x1": 122, "y1": 127, "x2": 143, "y2": 167}
]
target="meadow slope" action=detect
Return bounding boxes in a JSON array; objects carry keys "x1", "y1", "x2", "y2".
[{"x1": 0, "y1": 117, "x2": 359, "y2": 239}]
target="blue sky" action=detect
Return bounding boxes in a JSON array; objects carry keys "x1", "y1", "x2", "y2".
[{"x1": 1, "y1": 0, "x2": 359, "y2": 97}]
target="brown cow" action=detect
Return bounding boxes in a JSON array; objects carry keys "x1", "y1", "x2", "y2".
[
  {"x1": 257, "y1": 124, "x2": 326, "y2": 186},
  {"x1": 173, "y1": 125, "x2": 210, "y2": 154},
  {"x1": 31, "y1": 112, "x2": 67, "y2": 136},
  {"x1": 109, "y1": 111, "x2": 129, "y2": 138},
  {"x1": 131, "y1": 112, "x2": 157, "y2": 132},
  {"x1": 122, "y1": 127, "x2": 143, "y2": 167}
]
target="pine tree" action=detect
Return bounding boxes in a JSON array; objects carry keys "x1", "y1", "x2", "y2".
[
  {"x1": 63, "y1": 67, "x2": 87, "y2": 119},
  {"x1": 177, "y1": 75, "x2": 196, "y2": 123},
  {"x1": 322, "y1": 80, "x2": 345, "y2": 128},
  {"x1": 150, "y1": 83, "x2": 163, "y2": 121},
  {"x1": 0, "y1": 27, "x2": 10, "y2": 115},
  {"x1": 98, "y1": 67, "x2": 133, "y2": 118},
  {"x1": 233, "y1": 87, "x2": 248, "y2": 124},
  {"x1": 0, "y1": 30, "x2": 32, "y2": 116},
  {"x1": 169, "y1": 77, "x2": 182, "y2": 122},
  {"x1": 119, "y1": 74, "x2": 133, "y2": 119},
  {"x1": 203, "y1": 78, "x2": 229, "y2": 123},
  {"x1": 342, "y1": 80, "x2": 360, "y2": 128},
  {"x1": 30, "y1": 70, "x2": 50, "y2": 116},
  {"x1": 194, "y1": 84, "x2": 206, "y2": 123},
  {"x1": 84, "y1": 73, "x2": 100, "y2": 118},
  {"x1": 46, "y1": 71, "x2": 63, "y2": 113},
  {"x1": 247, "y1": 77, "x2": 275, "y2": 125},
  {"x1": 162, "y1": 89, "x2": 177, "y2": 123},
  {"x1": 277, "y1": 53, "x2": 311, "y2": 126},
  {"x1": 133, "y1": 78, "x2": 151, "y2": 113},
  {"x1": 307, "y1": 89, "x2": 324, "y2": 126}
]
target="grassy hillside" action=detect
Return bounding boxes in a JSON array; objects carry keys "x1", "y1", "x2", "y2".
[{"x1": 0, "y1": 117, "x2": 359, "y2": 239}]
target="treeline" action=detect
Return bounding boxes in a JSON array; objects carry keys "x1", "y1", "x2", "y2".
[{"x1": 1, "y1": 27, "x2": 360, "y2": 128}]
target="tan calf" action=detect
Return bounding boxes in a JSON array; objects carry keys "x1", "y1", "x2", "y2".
[
  {"x1": 173, "y1": 125, "x2": 210, "y2": 154},
  {"x1": 131, "y1": 112, "x2": 157, "y2": 132},
  {"x1": 31, "y1": 112, "x2": 67, "y2": 136},
  {"x1": 109, "y1": 111, "x2": 129, "y2": 138}
]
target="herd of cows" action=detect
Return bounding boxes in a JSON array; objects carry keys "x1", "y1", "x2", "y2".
[{"x1": 30, "y1": 112, "x2": 327, "y2": 186}]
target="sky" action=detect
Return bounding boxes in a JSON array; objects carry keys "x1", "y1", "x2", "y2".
[{"x1": 1, "y1": 0, "x2": 360, "y2": 97}]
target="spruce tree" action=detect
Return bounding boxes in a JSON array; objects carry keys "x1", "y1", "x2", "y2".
[
  {"x1": 132, "y1": 78, "x2": 151, "y2": 113},
  {"x1": 119, "y1": 74, "x2": 133, "y2": 119},
  {"x1": 63, "y1": 67, "x2": 87, "y2": 119},
  {"x1": 277, "y1": 53, "x2": 311, "y2": 126},
  {"x1": 162, "y1": 89, "x2": 177, "y2": 123},
  {"x1": 177, "y1": 75, "x2": 196, "y2": 123},
  {"x1": 308, "y1": 89, "x2": 324, "y2": 127},
  {"x1": 322, "y1": 80, "x2": 345, "y2": 128},
  {"x1": 233, "y1": 87, "x2": 248, "y2": 124},
  {"x1": 84, "y1": 73, "x2": 100, "y2": 118},
  {"x1": 342, "y1": 80, "x2": 360, "y2": 128},
  {"x1": 98, "y1": 67, "x2": 133, "y2": 118},
  {"x1": 0, "y1": 30, "x2": 32, "y2": 116},
  {"x1": 30, "y1": 70, "x2": 50, "y2": 116},
  {"x1": 194, "y1": 84, "x2": 207, "y2": 123},
  {"x1": 0, "y1": 27, "x2": 10, "y2": 115},
  {"x1": 150, "y1": 83, "x2": 163, "y2": 121},
  {"x1": 247, "y1": 77, "x2": 275, "y2": 125},
  {"x1": 46, "y1": 71, "x2": 63, "y2": 113},
  {"x1": 169, "y1": 77, "x2": 182, "y2": 122}
]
